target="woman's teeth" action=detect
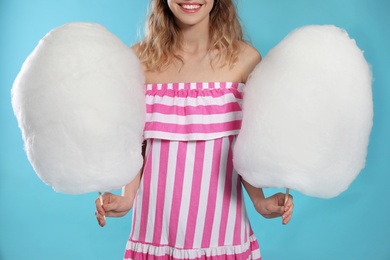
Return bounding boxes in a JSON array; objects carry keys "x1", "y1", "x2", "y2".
[{"x1": 181, "y1": 4, "x2": 201, "y2": 10}]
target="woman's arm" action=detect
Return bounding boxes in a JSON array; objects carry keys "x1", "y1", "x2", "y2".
[{"x1": 237, "y1": 42, "x2": 262, "y2": 83}]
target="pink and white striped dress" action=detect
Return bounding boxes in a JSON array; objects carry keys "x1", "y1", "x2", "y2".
[{"x1": 124, "y1": 82, "x2": 261, "y2": 260}]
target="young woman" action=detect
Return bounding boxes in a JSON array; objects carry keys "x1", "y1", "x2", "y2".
[{"x1": 95, "y1": 0, "x2": 294, "y2": 259}]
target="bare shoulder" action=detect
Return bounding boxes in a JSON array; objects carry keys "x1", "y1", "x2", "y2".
[
  {"x1": 130, "y1": 43, "x2": 140, "y2": 57},
  {"x1": 237, "y1": 41, "x2": 262, "y2": 82},
  {"x1": 239, "y1": 41, "x2": 261, "y2": 61}
]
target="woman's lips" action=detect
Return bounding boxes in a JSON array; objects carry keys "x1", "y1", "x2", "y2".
[{"x1": 179, "y1": 3, "x2": 202, "y2": 13}]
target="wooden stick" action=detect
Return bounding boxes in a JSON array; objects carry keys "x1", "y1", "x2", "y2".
[
  {"x1": 98, "y1": 192, "x2": 106, "y2": 220},
  {"x1": 284, "y1": 188, "x2": 290, "y2": 205},
  {"x1": 282, "y1": 188, "x2": 290, "y2": 225}
]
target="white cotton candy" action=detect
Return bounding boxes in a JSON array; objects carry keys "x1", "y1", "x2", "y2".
[
  {"x1": 12, "y1": 22, "x2": 145, "y2": 194},
  {"x1": 233, "y1": 25, "x2": 373, "y2": 198}
]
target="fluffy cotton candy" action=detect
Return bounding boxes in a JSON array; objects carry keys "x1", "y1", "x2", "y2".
[
  {"x1": 233, "y1": 25, "x2": 373, "y2": 198},
  {"x1": 12, "y1": 22, "x2": 145, "y2": 194}
]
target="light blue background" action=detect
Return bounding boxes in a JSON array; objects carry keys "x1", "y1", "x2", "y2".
[{"x1": 1, "y1": 0, "x2": 389, "y2": 259}]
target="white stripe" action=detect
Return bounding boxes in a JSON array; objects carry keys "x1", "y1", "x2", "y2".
[
  {"x1": 241, "y1": 187, "x2": 246, "y2": 244},
  {"x1": 145, "y1": 140, "x2": 161, "y2": 243},
  {"x1": 143, "y1": 130, "x2": 240, "y2": 142},
  {"x1": 251, "y1": 249, "x2": 262, "y2": 259},
  {"x1": 213, "y1": 137, "x2": 232, "y2": 245},
  {"x1": 209, "y1": 137, "x2": 229, "y2": 247},
  {"x1": 146, "y1": 92, "x2": 242, "y2": 108},
  {"x1": 130, "y1": 192, "x2": 140, "y2": 240},
  {"x1": 146, "y1": 111, "x2": 242, "y2": 125},
  {"x1": 160, "y1": 141, "x2": 178, "y2": 245},
  {"x1": 192, "y1": 140, "x2": 214, "y2": 248},
  {"x1": 245, "y1": 212, "x2": 250, "y2": 243},
  {"x1": 175, "y1": 142, "x2": 197, "y2": 248},
  {"x1": 132, "y1": 140, "x2": 152, "y2": 240},
  {"x1": 131, "y1": 140, "x2": 152, "y2": 241}
]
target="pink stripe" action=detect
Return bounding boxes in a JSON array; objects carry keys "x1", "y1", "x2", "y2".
[
  {"x1": 218, "y1": 138, "x2": 233, "y2": 246},
  {"x1": 201, "y1": 138, "x2": 222, "y2": 248},
  {"x1": 144, "y1": 120, "x2": 241, "y2": 135},
  {"x1": 245, "y1": 220, "x2": 248, "y2": 243},
  {"x1": 227, "y1": 135, "x2": 243, "y2": 245},
  {"x1": 146, "y1": 102, "x2": 242, "y2": 116},
  {"x1": 168, "y1": 142, "x2": 188, "y2": 245},
  {"x1": 138, "y1": 139, "x2": 154, "y2": 242},
  {"x1": 152, "y1": 140, "x2": 170, "y2": 244},
  {"x1": 124, "y1": 239, "x2": 261, "y2": 260},
  {"x1": 233, "y1": 173, "x2": 243, "y2": 245},
  {"x1": 184, "y1": 141, "x2": 206, "y2": 249},
  {"x1": 129, "y1": 194, "x2": 138, "y2": 239}
]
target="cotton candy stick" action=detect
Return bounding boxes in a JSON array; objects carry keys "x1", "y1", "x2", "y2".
[
  {"x1": 284, "y1": 188, "x2": 290, "y2": 205},
  {"x1": 98, "y1": 192, "x2": 106, "y2": 221}
]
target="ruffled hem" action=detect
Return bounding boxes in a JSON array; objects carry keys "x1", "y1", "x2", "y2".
[{"x1": 124, "y1": 235, "x2": 261, "y2": 260}]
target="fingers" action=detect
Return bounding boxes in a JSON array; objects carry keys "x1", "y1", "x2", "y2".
[
  {"x1": 95, "y1": 197, "x2": 105, "y2": 216},
  {"x1": 95, "y1": 200, "x2": 106, "y2": 227},
  {"x1": 282, "y1": 207, "x2": 293, "y2": 224},
  {"x1": 282, "y1": 194, "x2": 294, "y2": 225},
  {"x1": 276, "y1": 192, "x2": 287, "y2": 206},
  {"x1": 95, "y1": 210, "x2": 106, "y2": 227},
  {"x1": 95, "y1": 193, "x2": 111, "y2": 227},
  {"x1": 101, "y1": 199, "x2": 117, "y2": 212},
  {"x1": 256, "y1": 192, "x2": 294, "y2": 224},
  {"x1": 94, "y1": 192, "x2": 128, "y2": 226}
]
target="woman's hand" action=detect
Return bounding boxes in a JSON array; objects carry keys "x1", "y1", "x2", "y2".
[
  {"x1": 254, "y1": 192, "x2": 294, "y2": 225},
  {"x1": 95, "y1": 171, "x2": 142, "y2": 227},
  {"x1": 95, "y1": 192, "x2": 133, "y2": 227},
  {"x1": 242, "y1": 180, "x2": 294, "y2": 225}
]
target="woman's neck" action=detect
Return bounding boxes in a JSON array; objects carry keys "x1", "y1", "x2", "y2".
[{"x1": 179, "y1": 18, "x2": 210, "y2": 54}]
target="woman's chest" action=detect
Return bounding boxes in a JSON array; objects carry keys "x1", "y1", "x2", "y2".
[{"x1": 144, "y1": 61, "x2": 244, "y2": 84}]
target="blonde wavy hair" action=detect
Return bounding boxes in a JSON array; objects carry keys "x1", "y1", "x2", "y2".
[{"x1": 136, "y1": 0, "x2": 244, "y2": 71}]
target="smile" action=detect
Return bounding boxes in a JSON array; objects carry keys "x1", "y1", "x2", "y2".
[{"x1": 179, "y1": 3, "x2": 202, "y2": 12}]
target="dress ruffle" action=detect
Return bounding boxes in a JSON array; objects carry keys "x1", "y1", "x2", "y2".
[
  {"x1": 144, "y1": 82, "x2": 244, "y2": 141},
  {"x1": 124, "y1": 235, "x2": 261, "y2": 260}
]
